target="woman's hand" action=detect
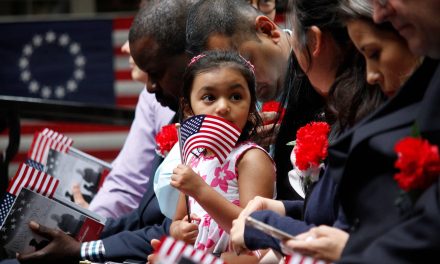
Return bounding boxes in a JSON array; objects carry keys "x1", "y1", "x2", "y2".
[
  {"x1": 282, "y1": 225, "x2": 349, "y2": 262},
  {"x1": 171, "y1": 164, "x2": 206, "y2": 198},
  {"x1": 170, "y1": 214, "x2": 200, "y2": 245},
  {"x1": 240, "y1": 196, "x2": 285, "y2": 217},
  {"x1": 229, "y1": 196, "x2": 284, "y2": 255}
]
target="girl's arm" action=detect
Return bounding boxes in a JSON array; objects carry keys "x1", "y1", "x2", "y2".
[
  {"x1": 170, "y1": 192, "x2": 199, "y2": 244},
  {"x1": 172, "y1": 148, "x2": 275, "y2": 233}
]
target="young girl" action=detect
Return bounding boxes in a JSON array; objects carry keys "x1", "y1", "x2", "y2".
[{"x1": 169, "y1": 50, "x2": 276, "y2": 254}]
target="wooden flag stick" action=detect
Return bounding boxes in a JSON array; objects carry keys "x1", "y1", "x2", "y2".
[{"x1": 175, "y1": 123, "x2": 191, "y2": 222}]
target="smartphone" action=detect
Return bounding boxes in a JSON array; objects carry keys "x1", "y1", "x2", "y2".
[{"x1": 245, "y1": 216, "x2": 296, "y2": 241}]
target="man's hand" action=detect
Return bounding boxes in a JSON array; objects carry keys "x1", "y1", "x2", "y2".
[
  {"x1": 72, "y1": 183, "x2": 89, "y2": 209},
  {"x1": 17, "y1": 221, "x2": 81, "y2": 264},
  {"x1": 257, "y1": 112, "x2": 280, "y2": 147},
  {"x1": 282, "y1": 225, "x2": 349, "y2": 262},
  {"x1": 147, "y1": 239, "x2": 161, "y2": 264}
]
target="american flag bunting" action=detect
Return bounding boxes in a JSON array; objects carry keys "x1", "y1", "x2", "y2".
[{"x1": 180, "y1": 115, "x2": 241, "y2": 164}]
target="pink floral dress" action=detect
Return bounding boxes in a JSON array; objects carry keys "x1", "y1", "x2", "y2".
[{"x1": 186, "y1": 141, "x2": 270, "y2": 254}]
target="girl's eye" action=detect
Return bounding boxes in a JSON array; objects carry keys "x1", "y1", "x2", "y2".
[
  {"x1": 201, "y1": 95, "x2": 215, "y2": 102},
  {"x1": 365, "y1": 49, "x2": 380, "y2": 60},
  {"x1": 231, "y1": 94, "x2": 243, "y2": 101}
]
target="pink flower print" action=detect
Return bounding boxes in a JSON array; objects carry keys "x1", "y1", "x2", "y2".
[
  {"x1": 212, "y1": 161, "x2": 235, "y2": 193},
  {"x1": 196, "y1": 243, "x2": 206, "y2": 250},
  {"x1": 201, "y1": 174, "x2": 207, "y2": 181},
  {"x1": 188, "y1": 156, "x2": 201, "y2": 168},
  {"x1": 206, "y1": 239, "x2": 215, "y2": 249},
  {"x1": 202, "y1": 214, "x2": 212, "y2": 227},
  {"x1": 232, "y1": 199, "x2": 240, "y2": 207}
]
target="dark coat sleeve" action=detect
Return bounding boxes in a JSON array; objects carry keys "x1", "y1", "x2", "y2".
[
  {"x1": 244, "y1": 210, "x2": 314, "y2": 252},
  {"x1": 338, "y1": 179, "x2": 440, "y2": 264},
  {"x1": 98, "y1": 155, "x2": 169, "y2": 262},
  {"x1": 244, "y1": 167, "x2": 340, "y2": 252},
  {"x1": 102, "y1": 218, "x2": 171, "y2": 262}
]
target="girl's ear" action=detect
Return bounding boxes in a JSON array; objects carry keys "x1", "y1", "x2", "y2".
[
  {"x1": 255, "y1": 15, "x2": 281, "y2": 44},
  {"x1": 307, "y1": 26, "x2": 323, "y2": 57}
]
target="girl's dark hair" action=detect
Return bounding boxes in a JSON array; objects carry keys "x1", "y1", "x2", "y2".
[
  {"x1": 274, "y1": 53, "x2": 326, "y2": 200},
  {"x1": 326, "y1": 52, "x2": 386, "y2": 134},
  {"x1": 181, "y1": 50, "x2": 262, "y2": 143}
]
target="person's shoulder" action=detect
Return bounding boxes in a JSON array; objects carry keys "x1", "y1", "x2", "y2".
[{"x1": 235, "y1": 141, "x2": 274, "y2": 167}]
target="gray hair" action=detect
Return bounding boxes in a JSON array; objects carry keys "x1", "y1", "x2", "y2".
[{"x1": 339, "y1": 0, "x2": 374, "y2": 20}]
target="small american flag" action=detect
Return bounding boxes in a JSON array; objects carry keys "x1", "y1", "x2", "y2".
[
  {"x1": 7, "y1": 163, "x2": 59, "y2": 198},
  {"x1": 285, "y1": 252, "x2": 330, "y2": 264},
  {"x1": 27, "y1": 128, "x2": 73, "y2": 165},
  {"x1": 155, "y1": 236, "x2": 224, "y2": 264},
  {"x1": 25, "y1": 158, "x2": 45, "y2": 172},
  {"x1": 0, "y1": 193, "x2": 16, "y2": 227},
  {"x1": 180, "y1": 115, "x2": 241, "y2": 164}
]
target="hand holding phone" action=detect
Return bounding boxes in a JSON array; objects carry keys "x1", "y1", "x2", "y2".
[{"x1": 245, "y1": 216, "x2": 296, "y2": 241}]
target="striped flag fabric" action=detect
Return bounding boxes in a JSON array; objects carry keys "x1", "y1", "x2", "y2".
[
  {"x1": 27, "y1": 128, "x2": 73, "y2": 165},
  {"x1": 0, "y1": 193, "x2": 16, "y2": 227},
  {"x1": 25, "y1": 158, "x2": 45, "y2": 172},
  {"x1": 180, "y1": 115, "x2": 241, "y2": 164},
  {"x1": 285, "y1": 252, "x2": 331, "y2": 264},
  {"x1": 155, "y1": 236, "x2": 224, "y2": 264},
  {"x1": 7, "y1": 163, "x2": 59, "y2": 198},
  {"x1": 0, "y1": 16, "x2": 140, "y2": 178}
]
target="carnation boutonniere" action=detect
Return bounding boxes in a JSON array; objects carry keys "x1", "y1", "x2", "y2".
[
  {"x1": 287, "y1": 122, "x2": 330, "y2": 196},
  {"x1": 155, "y1": 124, "x2": 178, "y2": 157},
  {"x1": 394, "y1": 135, "x2": 440, "y2": 207},
  {"x1": 261, "y1": 101, "x2": 286, "y2": 125}
]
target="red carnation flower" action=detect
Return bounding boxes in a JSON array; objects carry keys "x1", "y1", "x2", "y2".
[
  {"x1": 155, "y1": 124, "x2": 178, "y2": 157},
  {"x1": 294, "y1": 122, "x2": 330, "y2": 171},
  {"x1": 394, "y1": 137, "x2": 440, "y2": 192},
  {"x1": 261, "y1": 101, "x2": 285, "y2": 125}
]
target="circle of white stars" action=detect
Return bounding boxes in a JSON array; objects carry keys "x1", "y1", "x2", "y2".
[{"x1": 18, "y1": 31, "x2": 87, "y2": 99}]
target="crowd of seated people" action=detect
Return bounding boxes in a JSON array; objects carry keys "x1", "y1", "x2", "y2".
[{"x1": 1, "y1": 0, "x2": 439, "y2": 263}]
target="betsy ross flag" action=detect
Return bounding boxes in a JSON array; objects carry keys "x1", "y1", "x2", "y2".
[
  {"x1": 0, "y1": 16, "x2": 140, "y2": 177},
  {"x1": 28, "y1": 128, "x2": 73, "y2": 165},
  {"x1": 180, "y1": 115, "x2": 241, "y2": 165},
  {"x1": 155, "y1": 236, "x2": 224, "y2": 264},
  {"x1": 8, "y1": 163, "x2": 59, "y2": 198}
]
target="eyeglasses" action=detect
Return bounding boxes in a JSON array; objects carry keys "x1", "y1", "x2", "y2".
[{"x1": 248, "y1": 0, "x2": 276, "y2": 16}]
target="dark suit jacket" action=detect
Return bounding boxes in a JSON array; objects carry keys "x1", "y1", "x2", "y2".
[
  {"x1": 328, "y1": 59, "x2": 440, "y2": 263},
  {"x1": 244, "y1": 166, "x2": 346, "y2": 252},
  {"x1": 100, "y1": 155, "x2": 171, "y2": 262}
]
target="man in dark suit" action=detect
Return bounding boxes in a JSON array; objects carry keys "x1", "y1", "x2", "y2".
[
  {"x1": 329, "y1": 0, "x2": 440, "y2": 263},
  {"x1": 6, "y1": 1, "x2": 192, "y2": 263}
]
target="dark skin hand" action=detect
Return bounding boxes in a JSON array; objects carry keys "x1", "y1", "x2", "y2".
[{"x1": 17, "y1": 221, "x2": 81, "y2": 264}]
